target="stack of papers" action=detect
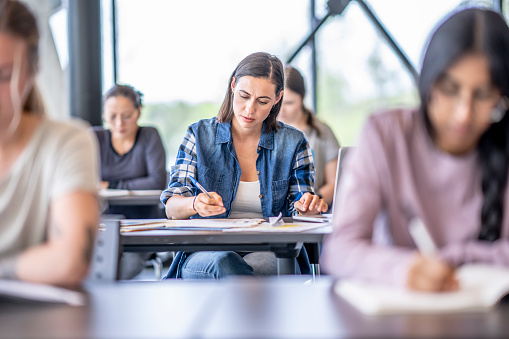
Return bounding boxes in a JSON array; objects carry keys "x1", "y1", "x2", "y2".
[
  {"x1": 0, "y1": 280, "x2": 85, "y2": 306},
  {"x1": 120, "y1": 218, "x2": 266, "y2": 232},
  {"x1": 119, "y1": 219, "x2": 329, "y2": 232}
]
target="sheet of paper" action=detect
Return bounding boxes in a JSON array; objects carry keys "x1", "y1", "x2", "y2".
[
  {"x1": 120, "y1": 218, "x2": 265, "y2": 232},
  {"x1": 334, "y1": 264, "x2": 509, "y2": 314},
  {"x1": 99, "y1": 189, "x2": 162, "y2": 198},
  {"x1": 99, "y1": 189, "x2": 130, "y2": 198},
  {"x1": 222, "y1": 222, "x2": 330, "y2": 232},
  {"x1": 0, "y1": 280, "x2": 85, "y2": 306}
]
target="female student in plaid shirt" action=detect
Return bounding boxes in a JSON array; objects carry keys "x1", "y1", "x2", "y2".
[{"x1": 161, "y1": 52, "x2": 327, "y2": 279}]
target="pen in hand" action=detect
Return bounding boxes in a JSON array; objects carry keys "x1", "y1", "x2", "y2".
[
  {"x1": 408, "y1": 217, "x2": 437, "y2": 256},
  {"x1": 407, "y1": 218, "x2": 458, "y2": 292},
  {"x1": 188, "y1": 176, "x2": 212, "y2": 199}
]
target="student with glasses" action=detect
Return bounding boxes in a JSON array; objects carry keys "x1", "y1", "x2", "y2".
[
  {"x1": 322, "y1": 8, "x2": 509, "y2": 292},
  {"x1": 93, "y1": 84, "x2": 167, "y2": 217},
  {"x1": 92, "y1": 84, "x2": 167, "y2": 279}
]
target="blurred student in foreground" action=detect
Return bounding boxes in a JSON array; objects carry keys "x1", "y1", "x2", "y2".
[
  {"x1": 322, "y1": 8, "x2": 509, "y2": 292},
  {"x1": 0, "y1": 0, "x2": 99, "y2": 286},
  {"x1": 161, "y1": 52, "x2": 327, "y2": 279},
  {"x1": 279, "y1": 66, "x2": 340, "y2": 206}
]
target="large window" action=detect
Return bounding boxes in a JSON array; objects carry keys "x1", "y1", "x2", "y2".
[{"x1": 107, "y1": 0, "x2": 501, "y2": 167}]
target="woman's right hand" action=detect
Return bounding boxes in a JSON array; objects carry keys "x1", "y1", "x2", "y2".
[
  {"x1": 406, "y1": 254, "x2": 459, "y2": 292},
  {"x1": 192, "y1": 192, "x2": 226, "y2": 217}
]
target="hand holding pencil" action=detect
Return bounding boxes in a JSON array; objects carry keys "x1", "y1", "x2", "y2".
[
  {"x1": 189, "y1": 176, "x2": 225, "y2": 217},
  {"x1": 406, "y1": 218, "x2": 458, "y2": 292}
]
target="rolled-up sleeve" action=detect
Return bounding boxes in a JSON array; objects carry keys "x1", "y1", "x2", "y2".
[
  {"x1": 160, "y1": 129, "x2": 198, "y2": 204},
  {"x1": 287, "y1": 138, "x2": 315, "y2": 215}
]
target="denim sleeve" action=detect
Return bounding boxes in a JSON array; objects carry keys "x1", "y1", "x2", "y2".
[
  {"x1": 160, "y1": 129, "x2": 198, "y2": 204},
  {"x1": 287, "y1": 139, "x2": 316, "y2": 214}
]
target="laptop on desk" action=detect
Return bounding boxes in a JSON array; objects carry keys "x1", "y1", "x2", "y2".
[{"x1": 293, "y1": 147, "x2": 352, "y2": 223}]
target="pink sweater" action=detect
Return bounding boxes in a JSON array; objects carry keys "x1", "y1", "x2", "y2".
[{"x1": 321, "y1": 108, "x2": 509, "y2": 286}]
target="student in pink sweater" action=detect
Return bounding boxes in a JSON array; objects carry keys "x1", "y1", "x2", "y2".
[{"x1": 321, "y1": 8, "x2": 509, "y2": 292}]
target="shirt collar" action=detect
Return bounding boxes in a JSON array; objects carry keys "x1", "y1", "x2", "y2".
[{"x1": 215, "y1": 120, "x2": 274, "y2": 150}]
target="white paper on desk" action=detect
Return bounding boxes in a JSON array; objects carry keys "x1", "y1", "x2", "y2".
[
  {"x1": 120, "y1": 218, "x2": 265, "y2": 231},
  {"x1": 222, "y1": 222, "x2": 330, "y2": 232},
  {"x1": 99, "y1": 189, "x2": 130, "y2": 197},
  {"x1": 334, "y1": 264, "x2": 509, "y2": 315},
  {"x1": 0, "y1": 279, "x2": 85, "y2": 306},
  {"x1": 99, "y1": 189, "x2": 162, "y2": 198}
]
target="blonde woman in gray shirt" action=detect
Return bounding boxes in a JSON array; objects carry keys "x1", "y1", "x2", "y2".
[{"x1": 0, "y1": 0, "x2": 99, "y2": 286}]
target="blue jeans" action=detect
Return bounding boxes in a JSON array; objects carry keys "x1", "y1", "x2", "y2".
[
  {"x1": 181, "y1": 251, "x2": 254, "y2": 279},
  {"x1": 180, "y1": 251, "x2": 303, "y2": 279}
]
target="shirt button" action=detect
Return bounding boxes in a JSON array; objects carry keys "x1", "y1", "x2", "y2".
[
  {"x1": 257, "y1": 171, "x2": 260, "y2": 175},
  {"x1": 259, "y1": 194, "x2": 263, "y2": 199},
  {"x1": 258, "y1": 146, "x2": 261, "y2": 151}
]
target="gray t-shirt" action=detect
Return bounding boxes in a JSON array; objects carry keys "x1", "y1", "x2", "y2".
[
  {"x1": 0, "y1": 118, "x2": 99, "y2": 257},
  {"x1": 305, "y1": 119, "x2": 340, "y2": 191},
  {"x1": 92, "y1": 126, "x2": 166, "y2": 190}
]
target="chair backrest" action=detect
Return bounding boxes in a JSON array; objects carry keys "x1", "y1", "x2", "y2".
[
  {"x1": 331, "y1": 147, "x2": 352, "y2": 213},
  {"x1": 86, "y1": 218, "x2": 121, "y2": 282}
]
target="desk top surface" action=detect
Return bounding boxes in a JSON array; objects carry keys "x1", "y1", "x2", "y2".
[{"x1": 1, "y1": 277, "x2": 508, "y2": 339}]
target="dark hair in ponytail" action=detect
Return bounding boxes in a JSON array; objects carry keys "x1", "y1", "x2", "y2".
[
  {"x1": 284, "y1": 66, "x2": 321, "y2": 136},
  {"x1": 419, "y1": 8, "x2": 509, "y2": 241}
]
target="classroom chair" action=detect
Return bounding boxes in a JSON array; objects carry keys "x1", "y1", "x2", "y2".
[{"x1": 87, "y1": 218, "x2": 121, "y2": 282}]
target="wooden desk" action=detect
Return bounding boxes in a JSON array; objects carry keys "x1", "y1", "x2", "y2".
[
  {"x1": 2, "y1": 277, "x2": 508, "y2": 339},
  {"x1": 121, "y1": 224, "x2": 331, "y2": 275}
]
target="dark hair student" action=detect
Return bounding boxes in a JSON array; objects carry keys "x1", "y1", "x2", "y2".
[
  {"x1": 419, "y1": 8, "x2": 509, "y2": 242},
  {"x1": 104, "y1": 84, "x2": 144, "y2": 111},
  {"x1": 161, "y1": 51, "x2": 327, "y2": 280},
  {"x1": 322, "y1": 7, "x2": 509, "y2": 293}
]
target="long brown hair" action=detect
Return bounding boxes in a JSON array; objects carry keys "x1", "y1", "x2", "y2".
[
  {"x1": 217, "y1": 52, "x2": 284, "y2": 133},
  {"x1": 0, "y1": 0, "x2": 44, "y2": 116}
]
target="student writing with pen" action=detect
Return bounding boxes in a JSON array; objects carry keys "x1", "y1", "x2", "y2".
[
  {"x1": 160, "y1": 52, "x2": 327, "y2": 279},
  {"x1": 322, "y1": 8, "x2": 509, "y2": 292}
]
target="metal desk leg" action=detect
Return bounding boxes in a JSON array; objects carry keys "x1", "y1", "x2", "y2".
[
  {"x1": 311, "y1": 264, "x2": 320, "y2": 281},
  {"x1": 277, "y1": 257, "x2": 296, "y2": 275}
]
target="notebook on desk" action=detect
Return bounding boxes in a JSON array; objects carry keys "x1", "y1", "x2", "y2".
[{"x1": 334, "y1": 264, "x2": 509, "y2": 314}]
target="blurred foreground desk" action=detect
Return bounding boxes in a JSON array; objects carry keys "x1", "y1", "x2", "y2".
[
  {"x1": 2, "y1": 277, "x2": 509, "y2": 339},
  {"x1": 121, "y1": 221, "x2": 331, "y2": 275}
]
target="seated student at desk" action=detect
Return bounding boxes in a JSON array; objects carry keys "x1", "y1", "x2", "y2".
[
  {"x1": 279, "y1": 66, "x2": 340, "y2": 206},
  {"x1": 161, "y1": 52, "x2": 328, "y2": 279},
  {"x1": 0, "y1": 0, "x2": 99, "y2": 286},
  {"x1": 322, "y1": 8, "x2": 509, "y2": 292},
  {"x1": 93, "y1": 84, "x2": 167, "y2": 279},
  {"x1": 92, "y1": 84, "x2": 167, "y2": 219}
]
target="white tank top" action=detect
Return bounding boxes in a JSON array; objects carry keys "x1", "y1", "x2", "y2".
[{"x1": 229, "y1": 181, "x2": 263, "y2": 218}]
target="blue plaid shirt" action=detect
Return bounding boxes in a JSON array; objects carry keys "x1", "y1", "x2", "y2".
[{"x1": 161, "y1": 117, "x2": 315, "y2": 217}]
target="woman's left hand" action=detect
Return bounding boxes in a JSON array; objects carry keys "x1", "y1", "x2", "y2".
[{"x1": 294, "y1": 192, "x2": 328, "y2": 215}]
